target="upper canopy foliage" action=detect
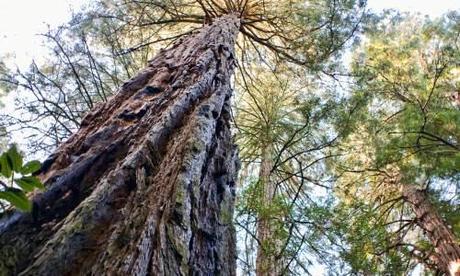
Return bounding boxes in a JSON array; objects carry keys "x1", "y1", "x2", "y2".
[{"x1": 92, "y1": 0, "x2": 365, "y2": 69}]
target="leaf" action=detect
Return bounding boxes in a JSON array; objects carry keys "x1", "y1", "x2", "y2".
[
  {"x1": 21, "y1": 160, "x2": 41, "y2": 175},
  {"x1": 0, "y1": 154, "x2": 12, "y2": 178},
  {"x1": 15, "y1": 176, "x2": 44, "y2": 192},
  {"x1": 6, "y1": 145, "x2": 23, "y2": 172},
  {"x1": 0, "y1": 188, "x2": 31, "y2": 212}
]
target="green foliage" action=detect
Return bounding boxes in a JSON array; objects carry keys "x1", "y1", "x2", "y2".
[
  {"x1": 0, "y1": 188, "x2": 32, "y2": 213},
  {"x1": 238, "y1": 179, "x2": 290, "y2": 221},
  {"x1": 234, "y1": 65, "x2": 346, "y2": 273},
  {"x1": 328, "y1": 11, "x2": 460, "y2": 274},
  {"x1": 329, "y1": 200, "x2": 421, "y2": 274},
  {"x1": 335, "y1": 11, "x2": 460, "y2": 204},
  {"x1": 350, "y1": 12, "x2": 460, "y2": 178},
  {"x1": 0, "y1": 145, "x2": 43, "y2": 212},
  {"x1": 20, "y1": 160, "x2": 42, "y2": 175}
]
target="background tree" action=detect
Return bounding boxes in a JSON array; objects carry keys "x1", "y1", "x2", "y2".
[
  {"x1": 328, "y1": 11, "x2": 460, "y2": 275},
  {"x1": 234, "y1": 66, "x2": 343, "y2": 274}
]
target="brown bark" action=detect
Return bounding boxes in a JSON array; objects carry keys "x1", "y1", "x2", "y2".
[
  {"x1": 256, "y1": 145, "x2": 279, "y2": 276},
  {"x1": 402, "y1": 184, "x2": 460, "y2": 275},
  {"x1": 0, "y1": 14, "x2": 241, "y2": 275}
]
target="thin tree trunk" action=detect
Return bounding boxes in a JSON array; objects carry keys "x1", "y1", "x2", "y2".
[
  {"x1": 402, "y1": 184, "x2": 460, "y2": 275},
  {"x1": 256, "y1": 145, "x2": 279, "y2": 276},
  {"x1": 0, "y1": 14, "x2": 240, "y2": 275}
]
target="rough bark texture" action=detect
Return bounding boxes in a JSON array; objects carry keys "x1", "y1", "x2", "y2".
[
  {"x1": 0, "y1": 14, "x2": 240, "y2": 276},
  {"x1": 255, "y1": 146, "x2": 279, "y2": 276},
  {"x1": 402, "y1": 185, "x2": 460, "y2": 275}
]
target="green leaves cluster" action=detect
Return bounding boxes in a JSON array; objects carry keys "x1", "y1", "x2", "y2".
[
  {"x1": 0, "y1": 145, "x2": 43, "y2": 212},
  {"x1": 352, "y1": 12, "x2": 459, "y2": 177},
  {"x1": 334, "y1": 11, "x2": 460, "y2": 200},
  {"x1": 327, "y1": 11, "x2": 460, "y2": 274}
]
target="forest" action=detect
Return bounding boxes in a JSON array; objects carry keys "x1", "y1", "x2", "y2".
[{"x1": 0, "y1": 0, "x2": 458, "y2": 275}]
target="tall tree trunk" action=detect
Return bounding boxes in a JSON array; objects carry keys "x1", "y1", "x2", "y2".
[
  {"x1": 0, "y1": 14, "x2": 241, "y2": 275},
  {"x1": 402, "y1": 184, "x2": 460, "y2": 275},
  {"x1": 256, "y1": 145, "x2": 279, "y2": 276}
]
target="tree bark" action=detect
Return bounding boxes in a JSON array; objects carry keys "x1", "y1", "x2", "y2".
[
  {"x1": 256, "y1": 145, "x2": 279, "y2": 276},
  {"x1": 0, "y1": 14, "x2": 240, "y2": 276},
  {"x1": 402, "y1": 184, "x2": 460, "y2": 275}
]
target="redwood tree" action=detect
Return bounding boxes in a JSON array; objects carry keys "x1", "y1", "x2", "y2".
[{"x1": 0, "y1": 14, "x2": 240, "y2": 275}]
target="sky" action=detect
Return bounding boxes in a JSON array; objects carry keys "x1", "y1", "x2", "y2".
[
  {"x1": 368, "y1": 0, "x2": 458, "y2": 17},
  {"x1": 0, "y1": 0, "x2": 89, "y2": 68}
]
